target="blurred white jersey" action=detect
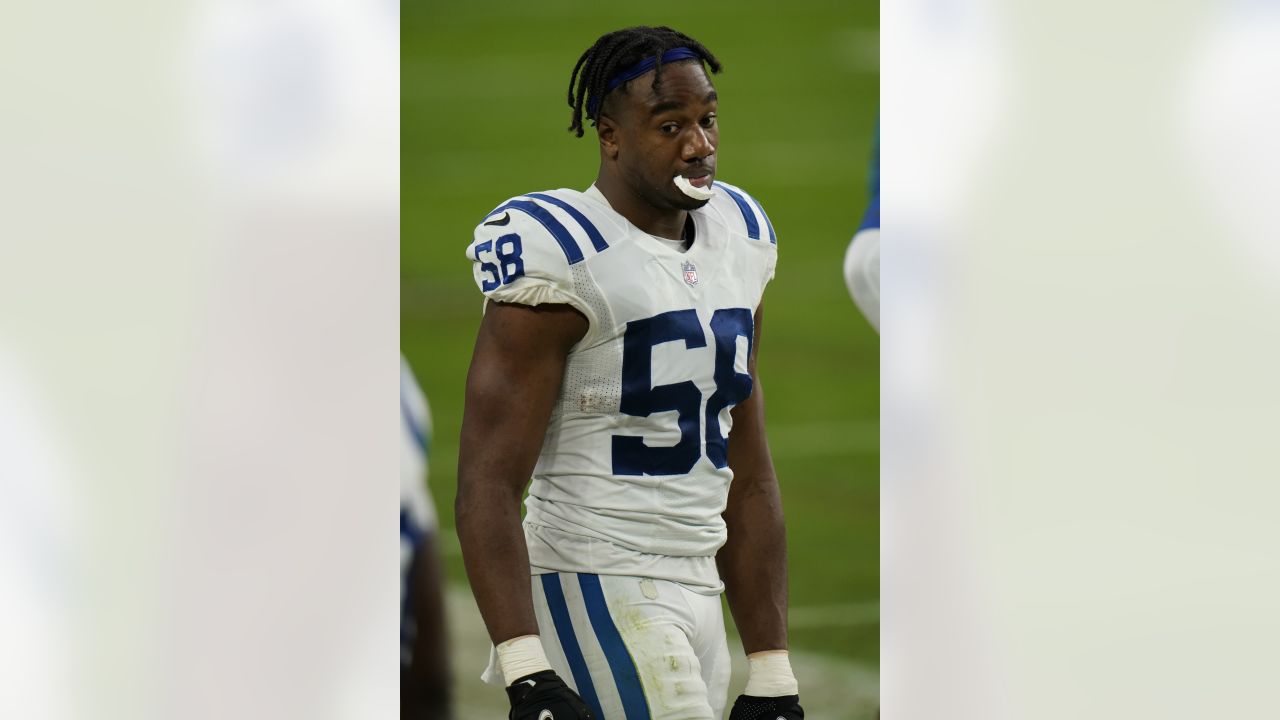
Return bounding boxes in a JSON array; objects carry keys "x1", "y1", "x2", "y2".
[
  {"x1": 400, "y1": 356, "x2": 436, "y2": 667},
  {"x1": 400, "y1": 357, "x2": 436, "y2": 538},
  {"x1": 468, "y1": 183, "x2": 777, "y2": 590}
]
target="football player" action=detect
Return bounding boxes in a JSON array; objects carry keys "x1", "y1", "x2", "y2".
[
  {"x1": 456, "y1": 26, "x2": 803, "y2": 720},
  {"x1": 401, "y1": 357, "x2": 452, "y2": 718}
]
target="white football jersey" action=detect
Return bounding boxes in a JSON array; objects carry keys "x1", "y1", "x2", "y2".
[
  {"x1": 400, "y1": 356, "x2": 435, "y2": 667},
  {"x1": 468, "y1": 182, "x2": 777, "y2": 591},
  {"x1": 401, "y1": 356, "x2": 436, "y2": 538}
]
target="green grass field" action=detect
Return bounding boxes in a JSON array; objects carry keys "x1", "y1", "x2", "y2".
[{"x1": 402, "y1": 0, "x2": 880, "y2": 697}]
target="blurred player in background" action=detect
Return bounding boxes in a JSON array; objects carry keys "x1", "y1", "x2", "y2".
[
  {"x1": 456, "y1": 25, "x2": 804, "y2": 720},
  {"x1": 0, "y1": 352, "x2": 76, "y2": 720},
  {"x1": 401, "y1": 357, "x2": 451, "y2": 719},
  {"x1": 166, "y1": 1, "x2": 400, "y2": 716},
  {"x1": 845, "y1": 124, "x2": 880, "y2": 332}
]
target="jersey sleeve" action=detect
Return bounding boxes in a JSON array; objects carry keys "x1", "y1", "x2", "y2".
[
  {"x1": 859, "y1": 123, "x2": 880, "y2": 232},
  {"x1": 845, "y1": 227, "x2": 880, "y2": 332},
  {"x1": 466, "y1": 200, "x2": 595, "y2": 322}
]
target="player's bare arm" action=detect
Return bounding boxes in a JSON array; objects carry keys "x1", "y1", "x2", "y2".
[
  {"x1": 720, "y1": 302, "x2": 805, "y2": 719},
  {"x1": 719, "y1": 302, "x2": 788, "y2": 652},
  {"x1": 455, "y1": 300, "x2": 587, "y2": 645}
]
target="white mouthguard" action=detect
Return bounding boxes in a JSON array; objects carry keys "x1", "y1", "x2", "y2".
[{"x1": 674, "y1": 174, "x2": 716, "y2": 201}]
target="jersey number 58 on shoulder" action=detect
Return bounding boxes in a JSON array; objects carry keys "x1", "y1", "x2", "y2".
[
  {"x1": 613, "y1": 307, "x2": 754, "y2": 476},
  {"x1": 474, "y1": 233, "x2": 525, "y2": 291}
]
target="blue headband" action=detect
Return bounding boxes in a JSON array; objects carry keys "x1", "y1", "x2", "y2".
[{"x1": 587, "y1": 47, "x2": 702, "y2": 116}]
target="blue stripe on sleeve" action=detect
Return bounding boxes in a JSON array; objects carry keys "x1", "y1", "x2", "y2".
[
  {"x1": 490, "y1": 200, "x2": 585, "y2": 264},
  {"x1": 762, "y1": 211, "x2": 777, "y2": 244},
  {"x1": 578, "y1": 574, "x2": 651, "y2": 720},
  {"x1": 713, "y1": 182, "x2": 761, "y2": 241},
  {"x1": 860, "y1": 122, "x2": 880, "y2": 232},
  {"x1": 526, "y1": 193, "x2": 609, "y2": 253},
  {"x1": 743, "y1": 192, "x2": 777, "y2": 245},
  {"x1": 859, "y1": 193, "x2": 880, "y2": 232},
  {"x1": 540, "y1": 574, "x2": 605, "y2": 718}
]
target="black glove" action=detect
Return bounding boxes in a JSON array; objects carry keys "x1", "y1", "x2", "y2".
[
  {"x1": 728, "y1": 693, "x2": 805, "y2": 720},
  {"x1": 506, "y1": 670, "x2": 596, "y2": 720}
]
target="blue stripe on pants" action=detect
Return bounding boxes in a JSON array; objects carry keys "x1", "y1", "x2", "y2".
[
  {"x1": 540, "y1": 574, "x2": 605, "y2": 718},
  {"x1": 578, "y1": 574, "x2": 652, "y2": 720}
]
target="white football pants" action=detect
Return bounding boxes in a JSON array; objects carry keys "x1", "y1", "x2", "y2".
[{"x1": 484, "y1": 572, "x2": 732, "y2": 720}]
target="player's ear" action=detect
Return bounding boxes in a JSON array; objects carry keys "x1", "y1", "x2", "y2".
[{"x1": 596, "y1": 114, "x2": 620, "y2": 160}]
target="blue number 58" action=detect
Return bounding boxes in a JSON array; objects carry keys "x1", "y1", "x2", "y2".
[
  {"x1": 611, "y1": 307, "x2": 754, "y2": 476},
  {"x1": 474, "y1": 233, "x2": 525, "y2": 291}
]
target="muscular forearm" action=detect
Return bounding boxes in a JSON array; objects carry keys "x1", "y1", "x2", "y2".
[
  {"x1": 456, "y1": 482, "x2": 539, "y2": 645},
  {"x1": 719, "y1": 304, "x2": 789, "y2": 654},
  {"x1": 718, "y1": 475, "x2": 789, "y2": 653},
  {"x1": 455, "y1": 303, "x2": 586, "y2": 647}
]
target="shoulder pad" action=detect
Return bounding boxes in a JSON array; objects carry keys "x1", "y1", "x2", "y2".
[
  {"x1": 474, "y1": 189, "x2": 616, "y2": 265},
  {"x1": 710, "y1": 180, "x2": 777, "y2": 245},
  {"x1": 465, "y1": 191, "x2": 604, "y2": 318}
]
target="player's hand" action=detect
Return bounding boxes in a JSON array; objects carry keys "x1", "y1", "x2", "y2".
[
  {"x1": 728, "y1": 693, "x2": 804, "y2": 720},
  {"x1": 506, "y1": 670, "x2": 596, "y2": 720}
]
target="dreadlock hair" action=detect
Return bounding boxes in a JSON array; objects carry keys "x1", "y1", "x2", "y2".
[{"x1": 566, "y1": 26, "x2": 722, "y2": 138}]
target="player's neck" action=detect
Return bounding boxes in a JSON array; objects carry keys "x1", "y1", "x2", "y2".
[{"x1": 594, "y1": 174, "x2": 688, "y2": 241}]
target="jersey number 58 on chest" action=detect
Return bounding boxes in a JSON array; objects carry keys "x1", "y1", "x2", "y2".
[{"x1": 613, "y1": 307, "x2": 754, "y2": 476}]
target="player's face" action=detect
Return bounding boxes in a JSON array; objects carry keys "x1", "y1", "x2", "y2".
[{"x1": 610, "y1": 61, "x2": 719, "y2": 212}]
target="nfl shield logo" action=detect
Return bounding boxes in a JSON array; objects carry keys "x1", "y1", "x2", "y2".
[{"x1": 682, "y1": 261, "x2": 699, "y2": 286}]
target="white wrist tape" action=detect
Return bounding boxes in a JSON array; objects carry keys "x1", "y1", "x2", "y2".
[
  {"x1": 495, "y1": 635, "x2": 553, "y2": 686},
  {"x1": 744, "y1": 650, "x2": 799, "y2": 696}
]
